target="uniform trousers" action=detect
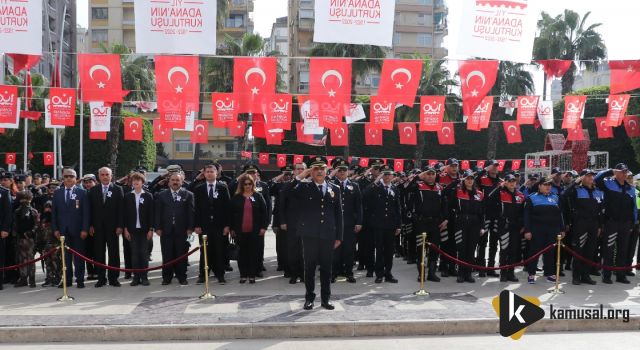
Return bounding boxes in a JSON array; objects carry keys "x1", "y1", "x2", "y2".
[{"x1": 302, "y1": 236, "x2": 334, "y2": 303}]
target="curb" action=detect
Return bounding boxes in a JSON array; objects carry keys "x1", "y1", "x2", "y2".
[{"x1": 1, "y1": 318, "x2": 639, "y2": 342}]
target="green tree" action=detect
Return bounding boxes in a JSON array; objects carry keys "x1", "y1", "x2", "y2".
[{"x1": 533, "y1": 10, "x2": 607, "y2": 94}]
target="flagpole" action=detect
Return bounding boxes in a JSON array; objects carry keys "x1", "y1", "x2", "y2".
[
  {"x1": 53, "y1": 128, "x2": 57, "y2": 179},
  {"x1": 23, "y1": 115, "x2": 28, "y2": 173},
  {"x1": 79, "y1": 90, "x2": 84, "y2": 177},
  {"x1": 58, "y1": 3, "x2": 67, "y2": 178}
]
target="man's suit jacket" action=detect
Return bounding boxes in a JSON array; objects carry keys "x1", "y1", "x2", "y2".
[
  {"x1": 123, "y1": 191, "x2": 154, "y2": 234},
  {"x1": 88, "y1": 183, "x2": 124, "y2": 232},
  {"x1": 363, "y1": 182, "x2": 402, "y2": 230},
  {"x1": 193, "y1": 181, "x2": 230, "y2": 231},
  {"x1": 279, "y1": 180, "x2": 301, "y2": 229},
  {"x1": 51, "y1": 186, "x2": 90, "y2": 235},
  {"x1": 292, "y1": 180, "x2": 343, "y2": 242},
  {"x1": 154, "y1": 187, "x2": 195, "y2": 235},
  {"x1": 331, "y1": 178, "x2": 363, "y2": 228},
  {"x1": 0, "y1": 187, "x2": 12, "y2": 232}
]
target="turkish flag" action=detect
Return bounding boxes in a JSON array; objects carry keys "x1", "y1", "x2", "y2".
[
  {"x1": 5, "y1": 153, "x2": 16, "y2": 165},
  {"x1": 497, "y1": 160, "x2": 506, "y2": 172},
  {"x1": 540, "y1": 158, "x2": 548, "y2": 168},
  {"x1": 20, "y1": 111, "x2": 41, "y2": 121},
  {"x1": 227, "y1": 121, "x2": 246, "y2": 137},
  {"x1": 377, "y1": 59, "x2": 423, "y2": 106},
  {"x1": 48, "y1": 88, "x2": 76, "y2": 126},
  {"x1": 294, "y1": 154, "x2": 304, "y2": 164},
  {"x1": 459, "y1": 60, "x2": 498, "y2": 117},
  {"x1": 477, "y1": 160, "x2": 486, "y2": 169},
  {"x1": 78, "y1": 54, "x2": 125, "y2": 103},
  {"x1": 259, "y1": 153, "x2": 270, "y2": 165},
  {"x1": 562, "y1": 95, "x2": 586, "y2": 129},
  {"x1": 0, "y1": 86, "x2": 19, "y2": 124},
  {"x1": 428, "y1": 159, "x2": 438, "y2": 168},
  {"x1": 28, "y1": 152, "x2": 34, "y2": 160},
  {"x1": 512, "y1": 159, "x2": 521, "y2": 171},
  {"x1": 467, "y1": 96, "x2": 493, "y2": 131},
  {"x1": 398, "y1": 122, "x2": 417, "y2": 145},
  {"x1": 624, "y1": 115, "x2": 640, "y2": 138},
  {"x1": 8, "y1": 54, "x2": 41, "y2": 74},
  {"x1": 329, "y1": 123, "x2": 349, "y2": 146},
  {"x1": 326, "y1": 156, "x2": 336, "y2": 167},
  {"x1": 124, "y1": 117, "x2": 143, "y2": 141},
  {"x1": 90, "y1": 129, "x2": 107, "y2": 140},
  {"x1": 364, "y1": 123, "x2": 383, "y2": 146},
  {"x1": 234, "y1": 57, "x2": 277, "y2": 114},
  {"x1": 264, "y1": 94, "x2": 292, "y2": 130},
  {"x1": 240, "y1": 151, "x2": 252, "y2": 159},
  {"x1": 595, "y1": 117, "x2": 614, "y2": 139},
  {"x1": 190, "y1": 120, "x2": 209, "y2": 144},
  {"x1": 212, "y1": 92, "x2": 238, "y2": 128},
  {"x1": 516, "y1": 96, "x2": 539, "y2": 125},
  {"x1": 43, "y1": 152, "x2": 54, "y2": 166},
  {"x1": 609, "y1": 60, "x2": 640, "y2": 94},
  {"x1": 310, "y1": 58, "x2": 352, "y2": 128},
  {"x1": 566, "y1": 119, "x2": 586, "y2": 141},
  {"x1": 296, "y1": 122, "x2": 315, "y2": 144},
  {"x1": 276, "y1": 154, "x2": 287, "y2": 168},
  {"x1": 437, "y1": 122, "x2": 455, "y2": 145},
  {"x1": 503, "y1": 121, "x2": 522, "y2": 144},
  {"x1": 369, "y1": 95, "x2": 395, "y2": 130},
  {"x1": 153, "y1": 119, "x2": 172, "y2": 143},
  {"x1": 251, "y1": 114, "x2": 266, "y2": 139},
  {"x1": 461, "y1": 160, "x2": 470, "y2": 170},
  {"x1": 265, "y1": 130, "x2": 284, "y2": 145},
  {"x1": 155, "y1": 55, "x2": 200, "y2": 129},
  {"x1": 536, "y1": 60, "x2": 572, "y2": 80},
  {"x1": 393, "y1": 159, "x2": 404, "y2": 172},
  {"x1": 527, "y1": 159, "x2": 535, "y2": 168},
  {"x1": 419, "y1": 96, "x2": 445, "y2": 131},
  {"x1": 606, "y1": 94, "x2": 629, "y2": 127},
  {"x1": 359, "y1": 157, "x2": 369, "y2": 168}
]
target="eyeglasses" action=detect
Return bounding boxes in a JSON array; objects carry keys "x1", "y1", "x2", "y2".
[{"x1": 63, "y1": 175, "x2": 75, "y2": 179}]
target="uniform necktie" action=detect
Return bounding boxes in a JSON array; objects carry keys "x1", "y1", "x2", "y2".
[
  {"x1": 66, "y1": 188, "x2": 71, "y2": 203},
  {"x1": 209, "y1": 184, "x2": 214, "y2": 200},
  {"x1": 317, "y1": 184, "x2": 323, "y2": 195}
]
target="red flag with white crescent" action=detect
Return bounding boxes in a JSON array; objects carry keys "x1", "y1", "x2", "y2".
[
  {"x1": 124, "y1": 117, "x2": 143, "y2": 141},
  {"x1": 503, "y1": 120, "x2": 522, "y2": 144},
  {"x1": 190, "y1": 120, "x2": 209, "y2": 144},
  {"x1": 460, "y1": 160, "x2": 470, "y2": 170},
  {"x1": 5, "y1": 153, "x2": 16, "y2": 165},
  {"x1": 259, "y1": 153, "x2": 270, "y2": 165},
  {"x1": 364, "y1": 123, "x2": 383, "y2": 146},
  {"x1": 211, "y1": 92, "x2": 238, "y2": 128},
  {"x1": 43, "y1": 152, "x2": 54, "y2": 166},
  {"x1": 78, "y1": 54, "x2": 125, "y2": 103},
  {"x1": 0, "y1": 86, "x2": 19, "y2": 124},
  {"x1": 566, "y1": 119, "x2": 586, "y2": 141},
  {"x1": 265, "y1": 130, "x2": 284, "y2": 145},
  {"x1": 227, "y1": 121, "x2": 246, "y2": 137},
  {"x1": 264, "y1": 94, "x2": 292, "y2": 130},
  {"x1": 419, "y1": 96, "x2": 445, "y2": 131},
  {"x1": 606, "y1": 94, "x2": 629, "y2": 127},
  {"x1": 326, "y1": 156, "x2": 336, "y2": 167},
  {"x1": 369, "y1": 95, "x2": 395, "y2": 130},
  {"x1": 437, "y1": 122, "x2": 455, "y2": 145},
  {"x1": 377, "y1": 59, "x2": 423, "y2": 107},
  {"x1": 276, "y1": 154, "x2": 287, "y2": 168},
  {"x1": 293, "y1": 155, "x2": 304, "y2": 164},
  {"x1": 536, "y1": 60, "x2": 572, "y2": 81},
  {"x1": 240, "y1": 151, "x2": 252, "y2": 159},
  {"x1": 155, "y1": 55, "x2": 199, "y2": 129},
  {"x1": 526, "y1": 159, "x2": 535, "y2": 169},
  {"x1": 609, "y1": 60, "x2": 640, "y2": 94},
  {"x1": 467, "y1": 96, "x2": 493, "y2": 131},
  {"x1": 540, "y1": 158, "x2": 548, "y2": 168},
  {"x1": 477, "y1": 160, "x2": 486, "y2": 169},
  {"x1": 251, "y1": 114, "x2": 266, "y2": 139},
  {"x1": 624, "y1": 115, "x2": 640, "y2": 138},
  {"x1": 310, "y1": 58, "x2": 352, "y2": 128},
  {"x1": 393, "y1": 159, "x2": 404, "y2": 172},
  {"x1": 49, "y1": 88, "x2": 76, "y2": 126},
  {"x1": 562, "y1": 95, "x2": 586, "y2": 129},
  {"x1": 428, "y1": 159, "x2": 438, "y2": 168},
  {"x1": 459, "y1": 60, "x2": 498, "y2": 117},
  {"x1": 511, "y1": 160, "x2": 521, "y2": 171},
  {"x1": 359, "y1": 157, "x2": 369, "y2": 168},
  {"x1": 595, "y1": 117, "x2": 614, "y2": 139},
  {"x1": 153, "y1": 119, "x2": 172, "y2": 143},
  {"x1": 516, "y1": 95, "x2": 539, "y2": 125},
  {"x1": 497, "y1": 160, "x2": 506, "y2": 172},
  {"x1": 398, "y1": 122, "x2": 417, "y2": 145},
  {"x1": 234, "y1": 57, "x2": 277, "y2": 114},
  {"x1": 329, "y1": 123, "x2": 348, "y2": 146},
  {"x1": 296, "y1": 122, "x2": 315, "y2": 144}
]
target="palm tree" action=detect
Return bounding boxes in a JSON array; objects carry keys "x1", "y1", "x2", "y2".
[
  {"x1": 217, "y1": 0, "x2": 229, "y2": 29},
  {"x1": 533, "y1": 10, "x2": 606, "y2": 95}
]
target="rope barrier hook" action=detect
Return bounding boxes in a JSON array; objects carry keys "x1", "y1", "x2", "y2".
[{"x1": 56, "y1": 236, "x2": 74, "y2": 302}]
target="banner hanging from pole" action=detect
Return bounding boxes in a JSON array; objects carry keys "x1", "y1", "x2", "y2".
[
  {"x1": 89, "y1": 102, "x2": 112, "y2": 132},
  {"x1": 0, "y1": 0, "x2": 42, "y2": 54}
]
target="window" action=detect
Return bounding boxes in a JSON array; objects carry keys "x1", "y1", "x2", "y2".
[
  {"x1": 299, "y1": 9, "x2": 314, "y2": 19},
  {"x1": 225, "y1": 142, "x2": 237, "y2": 157},
  {"x1": 417, "y1": 33, "x2": 433, "y2": 46},
  {"x1": 299, "y1": 71, "x2": 309, "y2": 91},
  {"x1": 91, "y1": 29, "x2": 107, "y2": 43},
  {"x1": 176, "y1": 140, "x2": 193, "y2": 153},
  {"x1": 393, "y1": 32, "x2": 402, "y2": 45},
  {"x1": 92, "y1": 7, "x2": 108, "y2": 20},
  {"x1": 226, "y1": 14, "x2": 245, "y2": 28},
  {"x1": 417, "y1": 13, "x2": 426, "y2": 25},
  {"x1": 418, "y1": 0, "x2": 433, "y2": 5}
]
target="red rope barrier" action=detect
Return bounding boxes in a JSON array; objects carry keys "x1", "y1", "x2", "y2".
[
  {"x1": 428, "y1": 242, "x2": 556, "y2": 271},
  {"x1": 562, "y1": 245, "x2": 640, "y2": 271},
  {"x1": 0, "y1": 247, "x2": 59, "y2": 271},
  {"x1": 65, "y1": 246, "x2": 200, "y2": 273}
]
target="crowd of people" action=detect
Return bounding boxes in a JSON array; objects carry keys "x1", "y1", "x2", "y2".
[{"x1": 0, "y1": 157, "x2": 639, "y2": 309}]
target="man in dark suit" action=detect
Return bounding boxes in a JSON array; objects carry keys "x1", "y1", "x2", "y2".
[
  {"x1": 52, "y1": 168, "x2": 90, "y2": 288},
  {"x1": 330, "y1": 158, "x2": 362, "y2": 283},
  {"x1": 291, "y1": 156, "x2": 343, "y2": 311},
  {"x1": 88, "y1": 167, "x2": 124, "y2": 287},
  {"x1": 0, "y1": 180, "x2": 12, "y2": 290},
  {"x1": 155, "y1": 172, "x2": 195, "y2": 285},
  {"x1": 194, "y1": 163, "x2": 231, "y2": 285},
  {"x1": 279, "y1": 162, "x2": 307, "y2": 284},
  {"x1": 123, "y1": 172, "x2": 154, "y2": 286}
]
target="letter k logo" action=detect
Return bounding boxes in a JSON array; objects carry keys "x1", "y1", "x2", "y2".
[{"x1": 492, "y1": 290, "x2": 545, "y2": 340}]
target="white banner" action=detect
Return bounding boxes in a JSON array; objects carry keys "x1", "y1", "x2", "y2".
[
  {"x1": 0, "y1": 98, "x2": 20, "y2": 129},
  {"x1": 301, "y1": 100, "x2": 324, "y2": 135},
  {"x1": 346, "y1": 103, "x2": 366, "y2": 124},
  {"x1": 134, "y1": 0, "x2": 216, "y2": 54},
  {"x1": 0, "y1": 0, "x2": 42, "y2": 54},
  {"x1": 457, "y1": 0, "x2": 538, "y2": 63},
  {"x1": 90, "y1": 102, "x2": 112, "y2": 132},
  {"x1": 173, "y1": 110, "x2": 195, "y2": 132},
  {"x1": 43, "y1": 99, "x2": 64, "y2": 129},
  {"x1": 314, "y1": 0, "x2": 395, "y2": 46},
  {"x1": 537, "y1": 100, "x2": 554, "y2": 130}
]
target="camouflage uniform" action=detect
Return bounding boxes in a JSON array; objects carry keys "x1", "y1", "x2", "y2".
[
  {"x1": 37, "y1": 210, "x2": 61, "y2": 287},
  {"x1": 13, "y1": 204, "x2": 39, "y2": 287}
]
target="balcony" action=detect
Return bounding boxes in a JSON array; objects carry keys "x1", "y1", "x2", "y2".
[
  {"x1": 395, "y1": 4, "x2": 433, "y2": 14},
  {"x1": 230, "y1": 0, "x2": 254, "y2": 12}
]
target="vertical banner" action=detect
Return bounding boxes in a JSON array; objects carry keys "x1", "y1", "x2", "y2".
[
  {"x1": 364, "y1": 123, "x2": 383, "y2": 146},
  {"x1": 503, "y1": 120, "x2": 522, "y2": 144},
  {"x1": 153, "y1": 119, "x2": 172, "y2": 143},
  {"x1": 48, "y1": 88, "x2": 77, "y2": 126},
  {"x1": 437, "y1": 122, "x2": 455, "y2": 145},
  {"x1": 299, "y1": 96, "x2": 323, "y2": 135},
  {"x1": 265, "y1": 94, "x2": 292, "y2": 130},
  {"x1": 562, "y1": 95, "x2": 587, "y2": 129},
  {"x1": 309, "y1": 58, "x2": 352, "y2": 128},
  {"x1": 457, "y1": 0, "x2": 538, "y2": 63},
  {"x1": 466, "y1": 96, "x2": 493, "y2": 131},
  {"x1": 134, "y1": 0, "x2": 216, "y2": 54},
  {"x1": 190, "y1": 120, "x2": 209, "y2": 144},
  {"x1": 329, "y1": 123, "x2": 349, "y2": 147},
  {"x1": 313, "y1": 0, "x2": 395, "y2": 46},
  {"x1": 537, "y1": 100, "x2": 554, "y2": 130},
  {"x1": 398, "y1": 122, "x2": 417, "y2": 145},
  {"x1": 44, "y1": 100, "x2": 64, "y2": 129},
  {"x1": 233, "y1": 57, "x2": 277, "y2": 114},
  {"x1": 124, "y1": 117, "x2": 143, "y2": 141},
  {"x1": 212, "y1": 93, "x2": 238, "y2": 128},
  {"x1": 516, "y1": 96, "x2": 539, "y2": 125},
  {"x1": 89, "y1": 102, "x2": 111, "y2": 132},
  {"x1": 78, "y1": 54, "x2": 126, "y2": 103},
  {"x1": 606, "y1": 94, "x2": 630, "y2": 127},
  {"x1": 369, "y1": 95, "x2": 395, "y2": 130},
  {"x1": 155, "y1": 55, "x2": 200, "y2": 129},
  {"x1": 595, "y1": 117, "x2": 614, "y2": 139},
  {"x1": 0, "y1": 0, "x2": 42, "y2": 54},
  {"x1": 0, "y1": 86, "x2": 19, "y2": 124},
  {"x1": 419, "y1": 96, "x2": 445, "y2": 132},
  {"x1": 377, "y1": 59, "x2": 423, "y2": 106}
]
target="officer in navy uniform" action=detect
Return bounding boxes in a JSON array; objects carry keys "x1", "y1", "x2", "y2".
[
  {"x1": 268, "y1": 164, "x2": 294, "y2": 276},
  {"x1": 0, "y1": 174, "x2": 13, "y2": 290},
  {"x1": 279, "y1": 161, "x2": 307, "y2": 284},
  {"x1": 329, "y1": 157, "x2": 362, "y2": 283},
  {"x1": 475, "y1": 160, "x2": 503, "y2": 277},
  {"x1": 363, "y1": 164, "x2": 402, "y2": 283},
  {"x1": 357, "y1": 159, "x2": 384, "y2": 275},
  {"x1": 290, "y1": 156, "x2": 343, "y2": 310}
]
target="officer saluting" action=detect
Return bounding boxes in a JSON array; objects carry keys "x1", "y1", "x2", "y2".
[{"x1": 291, "y1": 156, "x2": 343, "y2": 310}]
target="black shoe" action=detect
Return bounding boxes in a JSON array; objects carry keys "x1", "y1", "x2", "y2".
[
  {"x1": 249, "y1": 278, "x2": 256, "y2": 284},
  {"x1": 321, "y1": 302, "x2": 335, "y2": 310},
  {"x1": 141, "y1": 279, "x2": 150, "y2": 286},
  {"x1": 276, "y1": 266, "x2": 284, "y2": 272},
  {"x1": 366, "y1": 271, "x2": 374, "y2": 278},
  {"x1": 374, "y1": 277, "x2": 383, "y2": 283},
  {"x1": 124, "y1": 273, "x2": 132, "y2": 280},
  {"x1": 478, "y1": 271, "x2": 486, "y2": 277},
  {"x1": 303, "y1": 301, "x2": 314, "y2": 310},
  {"x1": 225, "y1": 266, "x2": 233, "y2": 272},
  {"x1": 385, "y1": 277, "x2": 398, "y2": 283},
  {"x1": 346, "y1": 276, "x2": 356, "y2": 283},
  {"x1": 602, "y1": 277, "x2": 613, "y2": 284},
  {"x1": 261, "y1": 265, "x2": 266, "y2": 272},
  {"x1": 196, "y1": 277, "x2": 204, "y2": 284},
  {"x1": 559, "y1": 271, "x2": 565, "y2": 277},
  {"x1": 427, "y1": 274, "x2": 440, "y2": 282},
  {"x1": 581, "y1": 277, "x2": 596, "y2": 285},
  {"x1": 0, "y1": 284, "x2": 3, "y2": 290},
  {"x1": 626, "y1": 271, "x2": 635, "y2": 277},
  {"x1": 218, "y1": 278, "x2": 226, "y2": 285},
  {"x1": 331, "y1": 277, "x2": 336, "y2": 283},
  {"x1": 77, "y1": 282, "x2": 85, "y2": 288},
  {"x1": 357, "y1": 264, "x2": 365, "y2": 271},
  {"x1": 456, "y1": 276, "x2": 465, "y2": 283},
  {"x1": 256, "y1": 272, "x2": 264, "y2": 278},
  {"x1": 487, "y1": 271, "x2": 499, "y2": 277},
  {"x1": 448, "y1": 269, "x2": 458, "y2": 277},
  {"x1": 41, "y1": 281, "x2": 52, "y2": 287},
  {"x1": 161, "y1": 279, "x2": 171, "y2": 285},
  {"x1": 591, "y1": 270, "x2": 601, "y2": 276},
  {"x1": 179, "y1": 279, "x2": 188, "y2": 285},
  {"x1": 87, "y1": 275, "x2": 98, "y2": 281},
  {"x1": 500, "y1": 274, "x2": 508, "y2": 282},
  {"x1": 130, "y1": 280, "x2": 140, "y2": 287},
  {"x1": 572, "y1": 279, "x2": 581, "y2": 285},
  {"x1": 284, "y1": 273, "x2": 291, "y2": 278},
  {"x1": 564, "y1": 264, "x2": 572, "y2": 271},
  {"x1": 507, "y1": 274, "x2": 519, "y2": 282},
  {"x1": 465, "y1": 275, "x2": 476, "y2": 283},
  {"x1": 441, "y1": 270, "x2": 449, "y2": 278},
  {"x1": 289, "y1": 278, "x2": 297, "y2": 284},
  {"x1": 109, "y1": 280, "x2": 121, "y2": 287},
  {"x1": 616, "y1": 277, "x2": 631, "y2": 284},
  {"x1": 95, "y1": 280, "x2": 106, "y2": 288},
  {"x1": 29, "y1": 281, "x2": 35, "y2": 288}
]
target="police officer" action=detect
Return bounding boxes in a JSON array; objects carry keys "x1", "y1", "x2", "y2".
[
  {"x1": 564, "y1": 169, "x2": 603, "y2": 285},
  {"x1": 290, "y1": 156, "x2": 343, "y2": 310},
  {"x1": 475, "y1": 160, "x2": 502, "y2": 277},
  {"x1": 269, "y1": 164, "x2": 293, "y2": 276},
  {"x1": 488, "y1": 174, "x2": 525, "y2": 282},
  {"x1": 437, "y1": 159, "x2": 461, "y2": 277},
  {"x1": 449, "y1": 170, "x2": 485, "y2": 283},
  {"x1": 0, "y1": 173, "x2": 12, "y2": 290},
  {"x1": 363, "y1": 164, "x2": 402, "y2": 283},
  {"x1": 330, "y1": 157, "x2": 362, "y2": 283},
  {"x1": 407, "y1": 166, "x2": 448, "y2": 282},
  {"x1": 594, "y1": 163, "x2": 637, "y2": 284},
  {"x1": 279, "y1": 161, "x2": 307, "y2": 284},
  {"x1": 357, "y1": 159, "x2": 384, "y2": 275}
]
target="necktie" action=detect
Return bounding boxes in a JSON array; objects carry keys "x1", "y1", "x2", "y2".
[
  {"x1": 173, "y1": 191, "x2": 178, "y2": 202},
  {"x1": 317, "y1": 184, "x2": 323, "y2": 195},
  {"x1": 66, "y1": 188, "x2": 71, "y2": 203},
  {"x1": 102, "y1": 186, "x2": 108, "y2": 203},
  {"x1": 209, "y1": 184, "x2": 214, "y2": 200}
]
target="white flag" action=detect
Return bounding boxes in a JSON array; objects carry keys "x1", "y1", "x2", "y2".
[
  {"x1": 301, "y1": 100, "x2": 324, "y2": 135},
  {"x1": 0, "y1": 0, "x2": 42, "y2": 54},
  {"x1": 537, "y1": 100, "x2": 554, "y2": 130},
  {"x1": 134, "y1": 0, "x2": 216, "y2": 54},
  {"x1": 346, "y1": 103, "x2": 366, "y2": 124},
  {"x1": 44, "y1": 99, "x2": 64, "y2": 129},
  {"x1": 90, "y1": 102, "x2": 112, "y2": 132},
  {"x1": 314, "y1": 0, "x2": 395, "y2": 46}
]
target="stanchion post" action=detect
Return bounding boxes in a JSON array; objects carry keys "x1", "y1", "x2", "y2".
[
  {"x1": 199, "y1": 235, "x2": 215, "y2": 300},
  {"x1": 414, "y1": 232, "x2": 429, "y2": 296},
  {"x1": 549, "y1": 234, "x2": 565, "y2": 295},
  {"x1": 57, "y1": 236, "x2": 74, "y2": 301}
]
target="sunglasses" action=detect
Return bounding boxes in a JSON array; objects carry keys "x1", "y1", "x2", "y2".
[{"x1": 63, "y1": 175, "x2": 75, "y2": 179}]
